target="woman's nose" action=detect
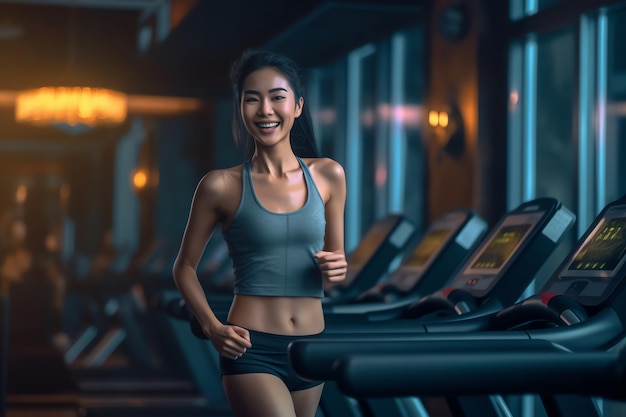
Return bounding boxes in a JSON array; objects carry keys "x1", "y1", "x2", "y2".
[{"x1": 258, "y1": 99, "x2": 273, "y2": 115}]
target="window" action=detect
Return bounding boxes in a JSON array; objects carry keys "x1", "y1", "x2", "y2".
[
  {"x1": 507, "y1": 28, "x2": 576, "y2": 219},
  {"x1": 309, "y1": 26, "x2": 426, "y2": 252},
  {"x1": 605, "y1": 7, "x2": 626, "y2": 203},
  {"x1": 510, "y1": 0, "x2": 568, "y2": 20}
]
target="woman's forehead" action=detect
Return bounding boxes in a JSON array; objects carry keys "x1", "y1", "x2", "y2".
[{"x1": 242, "y1": 67, "x2": 292, "y2": 92}]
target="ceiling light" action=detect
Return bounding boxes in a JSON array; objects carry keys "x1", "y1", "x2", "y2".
[{"x1": 15, "y1": 86, "x2": 127, "y2": 127}]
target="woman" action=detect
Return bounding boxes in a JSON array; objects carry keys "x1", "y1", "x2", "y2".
[{"x1": 172, "y1": 49, "x2": 347, "y2": 417}]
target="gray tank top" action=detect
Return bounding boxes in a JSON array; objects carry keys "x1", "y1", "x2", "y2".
[{"x1": 223, "y1": 157, "x2": 326, "y2": 297}]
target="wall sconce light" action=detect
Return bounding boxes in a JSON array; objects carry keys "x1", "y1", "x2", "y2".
[
  {"x1": 131, "y1": 166, "x2": 159, "y2": 194},
  {"x1": 15, "y1": 184, "x2": 28, "y2": 205},
  {"x1": 131, "y1": 169, "x2": 149, "y2": 192},
  {"x1": 428, "y1": 103, "x2": 465, "y2": 158}
]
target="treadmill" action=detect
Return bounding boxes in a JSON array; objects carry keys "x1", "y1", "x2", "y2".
[
  {"x1": 325, "y1": 209, "x2": 488, "y2": 321},
  {"x1": 291, "y1": 195, "x2": 626, "y2": 417},
  {"x1": 314, "y1": 208, "x2": 486, "y2": 417},
  {"x1": 292, "y1": 197, "x2": 575, "y2": 417},
  {"x1": 323, "y1": 213, "x2": 418, "y2": 304},
  {"x1": 320, "y1": 197, "x2": 575, "y2": 334}
]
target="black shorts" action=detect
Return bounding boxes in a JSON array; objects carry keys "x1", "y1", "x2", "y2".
[{"x1": 220, "y1": 327, "x2": 324, "y2": 392}]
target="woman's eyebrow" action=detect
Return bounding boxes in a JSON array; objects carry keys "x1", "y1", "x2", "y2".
[{"x1": 243, "y1": 87, "x2": 288, "y2": 95}]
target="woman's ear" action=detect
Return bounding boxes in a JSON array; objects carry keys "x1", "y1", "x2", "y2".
[{"x1": 295, "y1": 97, "x2": 304, "y2": 118}]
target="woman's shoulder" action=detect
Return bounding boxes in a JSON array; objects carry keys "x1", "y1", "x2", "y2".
[
  {"x1": 302, "y1": 157, "x2": 345, "y2": 182},
  {"x1": 196, "y1": 164, "x2": 244, "y2": 197}
]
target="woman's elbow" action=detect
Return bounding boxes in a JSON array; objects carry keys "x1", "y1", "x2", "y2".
[{"x1": 172, "y1": 258, "x2": 192, "y2": 284}]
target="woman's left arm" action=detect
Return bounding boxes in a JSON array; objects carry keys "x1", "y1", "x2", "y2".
[{"x1": 314, "y1": 158, "x2": 347, "y2": 283}]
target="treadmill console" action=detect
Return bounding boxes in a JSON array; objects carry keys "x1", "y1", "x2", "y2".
[
  {"x1": 342, "y1": 216, "x2": 414, "y2": 286},
  {"x1": 543, "y1": 204, "x2": 626, "y2": 306},
  {"x1": 449, "y1": 210, "x2": 544, "y2": 296},
  {"x1": 386, "y1": 227, "x2": 453, "y2": 292},
  {"x1": 385, "y1": 210, "x2": 482, "y2": 293},
  {"x1": 331, "y1": 217, "x2": 393, "y2": 290},
  {"x1": 325, "y1": 215, "x2": 416, "y2": 299}
]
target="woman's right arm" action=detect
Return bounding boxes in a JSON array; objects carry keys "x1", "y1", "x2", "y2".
[{"x1": 172, "y1": 171, "x2": 251, "y2": 358}]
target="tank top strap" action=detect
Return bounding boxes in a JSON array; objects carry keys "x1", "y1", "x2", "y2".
[
  {"x1": 241, "y1": 159, "x2": 253, "y2": 201},
  {"x1": 297, "y1": 157, "x2": 324, "y2": 204}
]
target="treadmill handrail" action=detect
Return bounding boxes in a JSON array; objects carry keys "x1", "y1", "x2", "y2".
[
  {"x1": 334, "y1": 344, "x2": 626, "y2": 399},
  {"x1": 288, "y1": 306, "x2": 624, "y2": 381},
  {"x1": 289, "y1": 334, "x2": 534, "y2": 381}
]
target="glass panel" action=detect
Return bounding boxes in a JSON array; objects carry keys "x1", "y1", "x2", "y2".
[
  {"x1": 537, "y1": 0, "x2": 565, "y2": 11},
  {"x1": 311, "y1": 66, "x2": 339, "y2": 160},
  {"x1": 534, "y1": 27, "x2": 576, "y2": 210},
  {"x1": 399, "y1": 26, "x2": 426, "y2": 226},
  {"x1": 534, "y1": 27, "x2": 578, "y2": 284},
  {"x1": 359, "y1": 48, "x2": 378, "y2": 236},
  {"x1": 509, "y1": 0, "x2": 524, "y2": 21},
  {"x1": 606, "y1": 6, "x2": 626, "y2": 203},
  {"x1": 507, "y1": 38, "x2": 526, "y2": 209},
  {"x1": 510, "y1": 0, "x2": 567, "y2": 20},
  {"x1": 578, "y1": 13, "x2": 599, "y2": 236}
]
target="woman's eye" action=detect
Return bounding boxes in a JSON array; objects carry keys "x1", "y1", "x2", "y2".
[
  {"x1": 244, "y1": 96, "x2": 258, "y2": 103},
  {"x1": 273, "y1": 95, "x2": 285, "y2": 101}
]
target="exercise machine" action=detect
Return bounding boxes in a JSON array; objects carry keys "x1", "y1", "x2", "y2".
[{"x1": 291, "y1": 195, "x2": 626, "y2": 417}]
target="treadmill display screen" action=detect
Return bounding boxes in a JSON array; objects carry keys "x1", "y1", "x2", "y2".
[
  {"x1": 468, "y1": 224, "x2": 531, "y2": 271},
  {"x1": 406, "y1": 229, "x2": 451, "y2": 267},
  {"x1": 566, "y1": 217, "x2": 626, "y2": 274},
  {"x1": 462, "y1": 210, "x2": 542, "y2": 276},
  {"x1": 348, "y1": 217, "x2": 400, "y2": 266},
  {"x1": 348, "y1": 229, "x2": 388, "y2": 266}
]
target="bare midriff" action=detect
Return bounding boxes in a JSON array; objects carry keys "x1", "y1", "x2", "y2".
[{"x1": 227, "y1": 294, "x2": 325, "y2": 335}]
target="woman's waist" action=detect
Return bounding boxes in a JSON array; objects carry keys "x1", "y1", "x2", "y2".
[{"x1": 228, "y1": 294, "x2": 324, "y2": 335}]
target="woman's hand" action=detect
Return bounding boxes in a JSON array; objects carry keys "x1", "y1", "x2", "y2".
[
  {"x1": 206, "y1": 323, "x2": 252, "y2": 360},
  {"x1": 315, "y1": 250, "x2": 347, "y2": 283}
]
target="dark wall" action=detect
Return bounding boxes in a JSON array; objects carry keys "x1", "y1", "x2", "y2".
[
  {"x1": 0, "y1": 4, "x2": 141, "y2": 92},
  {"x1": 425, "y1": 0, "x2": 507, "y2": 226},
  {"x1": 153, "y1": 111, "x2": 215, "y2": 247}
]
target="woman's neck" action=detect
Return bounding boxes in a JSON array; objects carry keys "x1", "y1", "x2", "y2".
[{"x1": 251, "y1": 148, "x2": 299, "y2": 177}]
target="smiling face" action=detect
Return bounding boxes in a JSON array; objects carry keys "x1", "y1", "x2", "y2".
[{"x1": 240, "y1": 67, "x2": 303, "y2": 152}]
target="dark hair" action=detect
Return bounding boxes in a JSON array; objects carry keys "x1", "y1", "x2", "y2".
[{"x1": 230, "y1": 49, "x2": 319, "y2": 159}]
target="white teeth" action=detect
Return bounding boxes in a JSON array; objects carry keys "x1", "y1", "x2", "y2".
[{"x1": 258, "y1": 122, "x2": 279, "y2": 128}]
